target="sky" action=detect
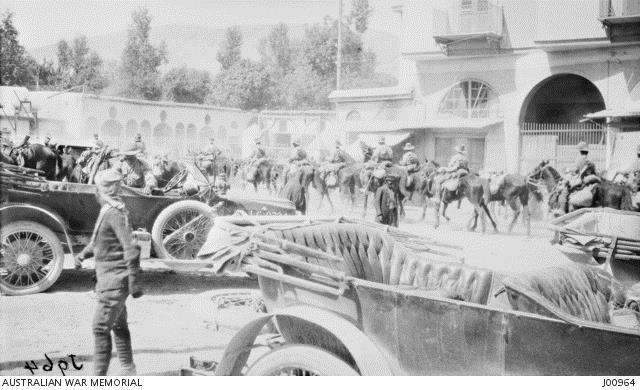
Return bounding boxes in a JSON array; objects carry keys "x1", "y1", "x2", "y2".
[{"x1": 4, "y1": 0, "x2": 399, "y2": 49}]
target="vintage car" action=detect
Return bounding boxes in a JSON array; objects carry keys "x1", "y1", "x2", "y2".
[
  {"x1": 180, "y1": 215, "x2": 640, "y2": 376},
  {"x1": 0, "y1": 163, "x2": 297, "y2": 295}
]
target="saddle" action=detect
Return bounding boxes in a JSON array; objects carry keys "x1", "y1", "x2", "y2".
[
  {"x1": 568, "y1": 184, "x2": 597, "y2": 207},
  {"x1": 442, "y1": 178, "x2": 460, "y2": 192},
  {"x1": 489, "y1": 174, "x2": 507, "y2": 195}
]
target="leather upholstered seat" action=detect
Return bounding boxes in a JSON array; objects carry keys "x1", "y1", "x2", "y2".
[
  {"x1": 266, "y1": 223, "x2": 494, "y2": 305},
  {"x1": 502, "y1": 264, "x2": 612, "y2": 324}
]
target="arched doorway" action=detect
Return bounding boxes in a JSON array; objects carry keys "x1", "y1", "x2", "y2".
[{"x1": 519, "y1": 74, "x2": 606, "y2": 173}]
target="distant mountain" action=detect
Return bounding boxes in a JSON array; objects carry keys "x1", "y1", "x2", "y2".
[{"x1": 28, "y1": 23, "x2": 399, "y2": 76}]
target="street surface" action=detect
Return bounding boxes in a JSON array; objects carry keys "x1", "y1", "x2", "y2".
[{"x1": 0, "y1": 185, "x2": 572, "y2": 376}]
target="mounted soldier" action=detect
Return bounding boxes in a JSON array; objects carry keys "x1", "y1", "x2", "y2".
[
  {"x1": 201, "y1": 137, "x2": 222, "y2": 181},
  {"x1": 249, "y1": 138, "x2": 267, "y2": 166},
  {"x1": 434, "y1": 144, "x2": 470, "y2": 195},
  {"x1": 399, "y1": 142, "x2": 419, "y2": 186},
  {"x1": 560, "y1": 141, "x2": 601, "y2": 210},
  {"x1": 214, "y1": 172, "x2": 230, "y2": 195},
  {"x1": 117, "y1": 143, "x2": 158, "y2": 194},
  {"x1": 320, "y1": 140, "x2": 349, "y2": 186},
  {"x1": 371, "y1": 135, "x2": 393, "y2": 164},
  {"x1": 284, "y1": 138, "x2": 310, "y2": 184}
]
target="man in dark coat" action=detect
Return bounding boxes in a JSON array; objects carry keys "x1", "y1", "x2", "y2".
[
  {"x1": 374, "y1": 175, "x2": 399, "y2": 227},
  {"x1": 281, "y1": 169, "x2": 307, "y2": 214},
  {"x1": 75, "y1": 168, "x2": 143, "y2": 376}
]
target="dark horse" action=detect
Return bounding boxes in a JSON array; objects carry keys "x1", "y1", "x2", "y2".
[
  {"x1": 244, "y1": 159, "x2": 274, "y2": 193},
  {"x1": 484, "y1": 173, "x2": 544, "y2": 236},
  {"x1": 10, "y1": 143, "x2": 60, "y2": 180},
  {"x1": 313, "y1": 163, "x2": 361, "y2": 213},
  {"x1": 430, "y1": 172, "x2": 498, "y2": 233},
  {"x1": 529, "y1": 161, "x2": 633, "y2": 215}
]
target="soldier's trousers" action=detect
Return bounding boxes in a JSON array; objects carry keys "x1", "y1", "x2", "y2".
[{"x1": 92, "y1": 289, "x2": 136, "y2": 376}]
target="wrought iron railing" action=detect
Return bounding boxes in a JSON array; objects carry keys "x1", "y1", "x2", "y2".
[{"x1": 433, "y1": 2, "x2": 503, "y2": 38}]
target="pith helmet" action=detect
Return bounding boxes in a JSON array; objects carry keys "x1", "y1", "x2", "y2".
[
  {"x1": 454, "y1": 144, "x2": 467, "y2": 154},
  {"x1": 577, "y1": 141, "x2": 588, "y2": 152},
  {"x1": 403, "y1": 142, "x2": 415, "y2": 151},
  {"x1": 377, "y1": 135, "x2": 385, "y2": 144}
]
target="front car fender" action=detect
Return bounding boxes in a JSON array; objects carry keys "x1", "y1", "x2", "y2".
[
  {"x1": 0, "y1": 203, "x2": 74, "y2": 255},
  {"x1": 215, "y1": 305, "x2": 394, "y2": 376}
]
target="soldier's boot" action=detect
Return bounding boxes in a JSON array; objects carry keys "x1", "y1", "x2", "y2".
[
  {"x1": 93, "y1": 333, "x2": 112, "y2": 376},
  {"x1": 113, "y1": 327, "x2": 137, "y2": 375}
]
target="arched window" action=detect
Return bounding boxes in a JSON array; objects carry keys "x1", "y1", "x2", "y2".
[
  {"x1": 125, "y1": 119, "x2": 138, "y2": 139},
  {"x1": 345, "y1": 110, "x2": 361, "y2": 121},
  {"x1": 438, "y1": 80, "x2": 499, "y2": 119},
  {"x1": 175, "y1": 122, "x2": 185, "y2": 137}
]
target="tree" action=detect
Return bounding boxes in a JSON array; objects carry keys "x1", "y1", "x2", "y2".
[
  {"x1": 280, "y1": 58, "x2": 332, "y2": 110},
  {"x1": 0, "y1": 11, "x2": 36, "y2": 86},
  {"x1": 55, "y1": 35, "x2": 107, "y2": 92},
  {"x1": 162, "y1": 67, "x2": 212, "y2": 104},
  {"x1": 258, "y1": 23, "x2": 292, "y2": 77},
  {"x1": 208, "y1": 59, "x2": 273, "y2": 111},
  {"x1": 349, "y1": 0, "x2": 373, "y2": 34},
  {"x1": 217, "y1": 26, "x2": 242, "y2": 71},
  {"x1": 118, "y1": 7, "x2": 167, "y2": 100}
]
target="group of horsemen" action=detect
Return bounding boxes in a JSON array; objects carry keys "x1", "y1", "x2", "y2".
[{"x1": 0, "y1": 128, "x2": 231, "y2": 195}]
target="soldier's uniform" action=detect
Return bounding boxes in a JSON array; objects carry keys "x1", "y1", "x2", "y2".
[
  {"x1": 562, "y1": 142, "x2": 600, "y2": 210},
  {"x1": 133, "y1": 134, "x2": 146, "y2": 156},
  {"x1": 214, "y1": 173, "x2": 230, "y2": 195},
  {"x1": 118, "y1": 143, "x2": 157, "y2": 192},
  {"x1": 202, "y1": 138, "x2": 222, "y2": 178},
  {"x1": 399, "y1": 143, "x2": 419, "y2": 172},
  {"x1": 321, "y1": 141, "x2": 348, "y2": 181},
  {"x1": 371, "y1": 136, "x2": 393, "y2": 163},
  {"x1": 76, "y1": 169, "x2": 142, "y2": 376},
  {"x1": 249, "y1": 139, "x2": 267, "y2": 165},
  {"x1": 435, "y1": 145, "x2": 469, "y2": 194},
  {"x1": 1, "y1": 128, "x2": 13, "y2": 154},
  {"x1": 374, "y1": 175, "x2": 399, "y2": 227}
]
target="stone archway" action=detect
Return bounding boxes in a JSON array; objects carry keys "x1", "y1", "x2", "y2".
[{"x1": 519, "y1": 74, "x2": 606, "y2": 173}]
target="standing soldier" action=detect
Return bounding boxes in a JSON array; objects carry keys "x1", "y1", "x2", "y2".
[
  {"x1": 371, "y1": 136, "x2": 393, "y2": 163},
  {"x1": 202, "y1": 137, "x2": 222, "y2": 182},
  {"x1": 75, "y1": 169, "x2": 142, "y2": 376},
  {"x1": 374, "y1": 174, "x2": 399, "y2": 227}
]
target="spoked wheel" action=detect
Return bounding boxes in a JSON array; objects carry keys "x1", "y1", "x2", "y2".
[
  {"x1": 245, "y1": 344, "x2": 358, "y2": 376},
  {"x1": 0, "y1": 221, "x2": 65, "y2": 295},
  {"x1": 151, "y1": 200, "x2": 214, "y2": 260}
]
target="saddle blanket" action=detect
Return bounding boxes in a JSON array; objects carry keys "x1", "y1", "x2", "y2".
[
  {"x1": 489, "y1": 174, "x2": 506, "y2": 195},
  {"x1": 569, "y1": 184, "x2": 596, "y2": 207}
]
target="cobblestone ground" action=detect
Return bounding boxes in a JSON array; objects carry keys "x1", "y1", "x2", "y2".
[{"x1": 0, "y1": 185, "x2": 572, "y2": 376}]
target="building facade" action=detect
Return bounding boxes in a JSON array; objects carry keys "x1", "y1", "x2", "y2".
[
  {"x1": 330, "y1": 0, "x2": 640, "y2": 174},
  {"x1": 0, "y1": 88, "x2": 337, "y2": 161}
]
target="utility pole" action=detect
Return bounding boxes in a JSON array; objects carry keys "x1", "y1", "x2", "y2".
[{"x1": 336, "y1": 0, "x2": 343, "y2": 90}]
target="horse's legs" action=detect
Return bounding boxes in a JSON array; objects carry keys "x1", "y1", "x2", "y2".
[
  {"x1": 253, "y1": 182, "x2": 258, "y2": 193},
  {"x1": 508, "y1": 199, "x2": 520, "y2": 233},
  {"x1": 362, "y1": 193, "x2": 368, "y2": 219},
  {"x1": 457, "y1": 198, "x2": 462, "y2": 210},
  {"x1": 467, "y1": 208, "x2": 478, "y2": 231},
  {"x1": 433, "y1": 199, "x2": 441, "y2": 229},
  {"x1": 481, "y1": 201, "x2": 499, "y2": 233},
  {"x1": 442, "y1": 198, "x2": 450, "y2": 222}
]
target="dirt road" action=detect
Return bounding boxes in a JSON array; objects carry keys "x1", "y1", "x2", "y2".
[{"x1": 1, "y1": 195, "x2": 571, "y2": 376}]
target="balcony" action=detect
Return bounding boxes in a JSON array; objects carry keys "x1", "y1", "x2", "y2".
[
  {"x1": 433, "y1": 2, "x2": 504, "y2": 54},
  {"x1": 598, "y1": 0, "x2": 640, "y2": 41}
]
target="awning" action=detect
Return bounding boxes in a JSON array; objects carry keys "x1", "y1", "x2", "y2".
[
  {"x1": 343, "y1": 118, "x2": 502, "y2": 133},
  {"x1": 357, "y1": 131, "x2": 411, "y2": 147},
  {"x1": 585, "y1": 102, "x2": 640, "y2": 119}
]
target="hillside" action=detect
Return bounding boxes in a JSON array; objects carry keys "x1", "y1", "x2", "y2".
[{"x1": 28, "y1": 23, "x2": 399, "y2": 76}]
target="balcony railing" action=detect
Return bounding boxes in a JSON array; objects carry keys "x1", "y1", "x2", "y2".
[
  {"x1": 599, "y1": 0, "x2": 640, "y2": 20},
  {"x1": 433, "y1": 3, "x2": 504, "y2": 45}
]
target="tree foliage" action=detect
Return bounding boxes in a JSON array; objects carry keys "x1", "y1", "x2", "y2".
[
  {"x1": 0, "y1": 11, "x2": 35, "y2": 86},
  {"x1": 162, "y1": 66, "x2": 211, "y2": 104},
  {"x1": 217, "y1": 26, "x2": 243, "y2": 71},
  {"x1": 118, "y1": 7, "x2": 167, "y2": 100},
  {"x1": 258, "y1": 22, "x2": 292, "y2": 77},
  {"x1": 55, "y1": 36, "x2": 106, "y2": 92},
  {"x1": 208, "y1": 59, "x2": 273, "y2": 111},
  {"x1": 349, "y1": 0, "x2": 373, "y2": 34}
]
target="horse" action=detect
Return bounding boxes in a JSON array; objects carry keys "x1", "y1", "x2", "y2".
[
  {"x1": 484, "y1": 173, "x2": 544, "y2": 235},
  {"x1": 530, "y1": 160, "x2": 634, "y2": 215},
  {"x1": 11, "y1": 143, "x2": 60, "y2": 181},
  {"x1": 397, "y1": 159, "x2": 441, "y2": 220},
  {"x1": 313, "y1": 162, "x2": 362, "y2": 213},
  {"x1": 360, "y1": 162, "x2": 407, "y2": 219},
  {"x1": 57, "y1": 147, "x2": 77, "y2": 182},
  {"x1": 244, "y1": 159, "x2": 274, "y2": 193},
  {"x1": 284, "y1": 163, "x2": 315, "y2": 211},
  {"x1": 430, "y1": 171, "x2": 498, "y2": 233}
]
